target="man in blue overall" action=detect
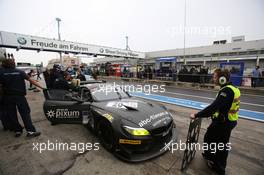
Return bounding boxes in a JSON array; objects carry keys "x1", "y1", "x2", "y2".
[{"x1": 0, "y1": 59, "x2": 45, "y2": 137}]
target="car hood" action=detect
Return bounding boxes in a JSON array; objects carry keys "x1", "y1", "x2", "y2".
[{"x1": 92, "y1": 97, "x2": 172, "y2": 129}]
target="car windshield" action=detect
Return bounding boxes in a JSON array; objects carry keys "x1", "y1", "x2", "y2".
[{"x1": 91, "y1": 85, "x2": 129, "y2": 101}]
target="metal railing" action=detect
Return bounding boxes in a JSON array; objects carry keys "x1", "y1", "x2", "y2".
[{"x1": 99, "y1": 72, "x2": 264, "y2": 87}]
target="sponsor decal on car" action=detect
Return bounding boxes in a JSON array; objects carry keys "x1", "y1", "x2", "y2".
[
  {"x1": 106, "y1": 101, "x2": 138, "y2": 109},
  {"x1": 138, "y1": 111, "x2": 169, "y2": 127},
  {"x1": 103, "y1": 113, "x2": 114, "y2": 122},
  {"x1": 46, "y1": 109, "x2": 80, "y2": 118},
  {"x1": 152, "y1": 116, "x2": 171, "y2": 127},
  {"x1": 119, "y1": 139, "x2": 142, "y2": 145}
]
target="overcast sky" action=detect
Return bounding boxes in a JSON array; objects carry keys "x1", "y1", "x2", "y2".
[{"x1": 0, "y1": 0, "x2": 264, "y2": 66}]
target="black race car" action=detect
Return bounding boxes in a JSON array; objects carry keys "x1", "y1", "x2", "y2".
[{"x1": 43, "y1": 82, "x2": 177, "y2": 162}]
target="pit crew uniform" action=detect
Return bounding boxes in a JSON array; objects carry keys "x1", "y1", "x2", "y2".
[
  {"x1": 194, "y1": 82, "x2": 240, "y2": 174},
  {"x1": 0, "y1": 68, "x2": 37, "y2": 135}
]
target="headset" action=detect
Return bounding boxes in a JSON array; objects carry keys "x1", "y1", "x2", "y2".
[
  {"x1": 215, "y1": 68, "x2": 229, "y2": 85},
  {"x1": 218, "y1": 76, "x2": 227, "y2": 85}
]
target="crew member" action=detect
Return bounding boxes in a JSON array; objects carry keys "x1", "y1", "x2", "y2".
[
  {"x1": 0, "y1": 55, "x2": 12, "y2": 131},
  {"x1": 0, "y1": 62, "x2": 11, "y2": 130},
  {"x1": 76, "y1": 69, "x2": 86, "y2": 81},
  {"x1": 49, "y1": 64, "x2": 63, "y2": 88},
  {"x1": 251, "y1": 65, "x2": 261, "y2": 88},
  {"x1": 53, "y1": 71, "x2": 75, "y2": 90},
  {"x1": 0, "y1": 59, "x2": 44, "y2": 137},
  {"x1": 190, "y1": 68, "x2": 240, "y2": 175},
  {"x1": 27, "y1": 69, "x2": 36, "y2": 90},
  {"x1": 36, "y1": 67, "x2": 42, "y2": 80},
  {"x1": 43, "y1": 68, "x2": 51, "y2": 89}
]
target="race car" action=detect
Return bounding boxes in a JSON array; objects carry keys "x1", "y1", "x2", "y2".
[{"x1": 43, "y1": 82, "x2": 177, "y2": 162}]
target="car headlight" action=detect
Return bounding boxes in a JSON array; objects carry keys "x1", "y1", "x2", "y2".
[{"x1": 123, "y1": 126, "x2": 150, "y2": 136}]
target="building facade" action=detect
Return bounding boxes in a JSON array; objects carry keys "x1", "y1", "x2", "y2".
[
  {"x1": 146, "y1": 36, "x2": 264, "y2": 74},
  {"x1": 91, "y1": 36, "x2": 264, "y2": 75},
  {"x1": 46, "y1": 55, "x2": 81, "y2": 69}
]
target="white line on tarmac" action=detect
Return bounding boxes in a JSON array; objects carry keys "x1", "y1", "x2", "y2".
[
  {"x1": 117, "y1": 80, "x2": 264, "y2": 98},
  {"x1": 162, "y1": 91, "x2": 264, "y2": 107},
  {"x1": 164, "y1": 85, "x2": 264, "y2": 98}
]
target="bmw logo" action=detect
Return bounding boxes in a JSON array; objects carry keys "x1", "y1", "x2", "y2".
[
  {"x1": 99, "y1": 48, "x2": 104, "y2": 53},
  {"x1": 17, "y1": 37, "x2": 27, "y2": 45}
]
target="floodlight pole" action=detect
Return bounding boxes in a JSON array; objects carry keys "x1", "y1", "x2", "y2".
[
  {"x1": 56, "y1": 17, "x2": 62, "y2": 66},
  {"x1": 126, "y1": 36, "x2": 130, "y2": 50},
  {"x1": 183, "y1": 0, "x2": 187, "y2": 65},
  {"x1": 125, "y1": 36, "x2": 130, "y2": 65}
]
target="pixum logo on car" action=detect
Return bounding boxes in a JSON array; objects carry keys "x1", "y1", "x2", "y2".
[
  {"x1": 17, "y1": 37, "x2": 27, "y2": 45},
  {"x1": 46, "y1": 109, "x2": 79, "y2": 118}
]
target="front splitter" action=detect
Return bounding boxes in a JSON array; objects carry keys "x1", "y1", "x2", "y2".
[{"x1": 114, "y1": 126, "x2": 178, "y2": 163}]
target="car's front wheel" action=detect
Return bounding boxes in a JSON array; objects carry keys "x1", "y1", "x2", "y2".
[{"x1": 97, "y1": 119, "x2": 116, "y2": 152}]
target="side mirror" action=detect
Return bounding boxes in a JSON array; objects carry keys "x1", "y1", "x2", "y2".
[{"x1": 80, "y1": 88, "x2": 93, "y2": 102}]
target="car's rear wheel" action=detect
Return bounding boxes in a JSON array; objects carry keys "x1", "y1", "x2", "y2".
[{"x1": 97, "y1": 119, "x2": 116, "y2": 152}]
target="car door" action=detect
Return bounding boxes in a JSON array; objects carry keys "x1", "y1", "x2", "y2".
[{"x1": 43, "y1": 89, "x2": 91, "y2": 124}]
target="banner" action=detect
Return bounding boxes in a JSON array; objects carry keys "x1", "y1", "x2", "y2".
[{"x1": 0, "y1": 31, "x2": 145, "y2": 59}]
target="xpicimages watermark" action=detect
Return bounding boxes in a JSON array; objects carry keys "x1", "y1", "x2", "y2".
[
  {"x1": 161, "y1": 140, "x2": 232, "y2": 154},
  {"x1": 32, "y1": 140, "x2": 100, "y2": 153},
  {"x1": 167, "y1": 25, "x2": 232, "y2": 38},
  {"x1": 97, "y1": 82, "x2": 166, "y2": 95}
]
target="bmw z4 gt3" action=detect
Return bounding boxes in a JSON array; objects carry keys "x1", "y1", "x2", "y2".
[{"x1": 43, "y1": 83, "x2": 177, "y2": 162}]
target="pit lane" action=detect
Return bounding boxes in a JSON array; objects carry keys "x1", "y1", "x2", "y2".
[{"x1": 0, "y1": 80, "x2": 263, "y2": 175}]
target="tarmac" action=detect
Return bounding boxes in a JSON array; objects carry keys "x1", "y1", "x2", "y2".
[{"x1": 0, "y1": 80, "x2": 263, "y2": 175}]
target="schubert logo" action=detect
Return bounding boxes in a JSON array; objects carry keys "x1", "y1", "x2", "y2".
[{"x1": 17, "y1": 37, "x2": 27, "y2": 45}]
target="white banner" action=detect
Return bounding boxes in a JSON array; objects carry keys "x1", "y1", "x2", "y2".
[{"x1": 0, "y1": 31, "x2": 145, "y2": 58}]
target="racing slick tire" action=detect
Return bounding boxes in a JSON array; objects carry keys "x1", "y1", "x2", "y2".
[{"x1": 97, "y1": 119, "x2": 116, "y2": 152}]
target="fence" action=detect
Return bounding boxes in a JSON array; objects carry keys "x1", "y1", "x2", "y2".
[{"x1": 99, "y1": 72, "x2": 264, "y2": 88}]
